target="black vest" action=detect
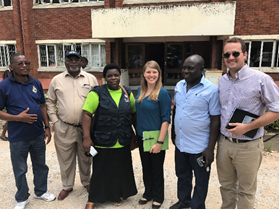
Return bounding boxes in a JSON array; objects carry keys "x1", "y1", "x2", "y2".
[{"x1": 91, "y1": 84, "x2": 133, "y2": 147}]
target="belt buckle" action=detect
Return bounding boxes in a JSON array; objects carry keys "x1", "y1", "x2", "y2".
[{"x1": 228, "y1": 137, "x2": 239, "y2": 143}]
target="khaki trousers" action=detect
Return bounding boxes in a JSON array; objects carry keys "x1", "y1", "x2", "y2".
[
  {"x1": 216, "y1": 135, "x2": 263, "y2": 209},
  {"x1": 54, "y1": 119, "x2": 91, "y2": 190}
]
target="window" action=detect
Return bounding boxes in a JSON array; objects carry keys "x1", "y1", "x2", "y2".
[
  {"x1": 34, "y1": 0, "x2": 103, "y2": 4},
  {"x1": 245, "y1": 40, "x2": 279, "y2": 68},
  {"x1": 0, "y1": 0, "x2": 12, "y2": 7},
  {"x1": 38, "y1": 43, "x2": 105, "y2": 68},
  {"x1": 0, "y1": 44, "x2": 16, "y2": 67}
]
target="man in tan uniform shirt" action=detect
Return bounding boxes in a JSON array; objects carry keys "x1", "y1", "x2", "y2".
[{"x1": 46, "y1": 51, "x2": 98, "y2": 200}]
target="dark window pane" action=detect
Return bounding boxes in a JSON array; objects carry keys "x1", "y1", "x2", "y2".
[
  {"x1": 167, "y1": 44, "x2": 182, "y2": 69},
  {"x1": 39, "y1": 45, "x2": 47, "y2": 67},
  {"x1": 47, "y1": 45, "x2": 55, "y2": 67},
  {"x1": 128, "y1": 45, "x2": 143, "y2": 69},
  {"x1": 261, "y1": 42, "x2": 273, "y2": 67},
  {"x1": 4, "y1": 0, "x2": 12, "y2": 6},
  {"x1": 250, "y1": 41, "x2": 261, "y2": 67}
]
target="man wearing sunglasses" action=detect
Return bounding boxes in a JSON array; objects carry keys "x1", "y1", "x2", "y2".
[
  {"x1": 0, "y1": 53, "x2": 56, "y2": 209},
  {"x1": 217, "y1": 37, "x2": 279, "y2": 209},
  {"x1": 46, "y1": 50, "x2": 98, "y2": 201}
]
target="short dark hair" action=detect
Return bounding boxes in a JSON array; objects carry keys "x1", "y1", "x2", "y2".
[
  {"x1": 225, "y1": 37, "x2": 246, "y2": 53},
  {"x1": 103, "y1": 63, "x2": 121, "y2": 78},
  {"x1": 81, "y1": 56, "x2": 88, "y2": 63},
  {"x1": 10, "y1": 53, "x2": 25, "y2": 64}
]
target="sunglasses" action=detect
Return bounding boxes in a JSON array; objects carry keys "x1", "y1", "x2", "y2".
[
  {"x1": 13, "y1": 61, "x2": 31, "y2": 66},
  {"x1": 223, "y1": 51, "x2": 241, "y2": 59}
]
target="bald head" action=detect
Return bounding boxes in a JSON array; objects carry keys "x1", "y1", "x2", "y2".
[{"x1": 185, "y1": 54, "x2": 204, "y2": 68}]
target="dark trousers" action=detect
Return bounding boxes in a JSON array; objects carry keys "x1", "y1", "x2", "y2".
[
  {"x1": 10, "y1": 133, "x2": 49, "y2": 202},
  {"x1": 175, "y1": 147, "x2": 210, "y2": 209},
  {"x1": 137, "y1": 135, "x2": 165, "y2": 204}
]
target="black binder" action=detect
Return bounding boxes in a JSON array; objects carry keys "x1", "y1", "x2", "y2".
[{"x1": 226, "y1": 108, "x2": 260, "y2": 138}]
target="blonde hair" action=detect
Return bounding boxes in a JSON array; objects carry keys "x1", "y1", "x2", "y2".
[{"x1": 137, "y1": 60, "x2": 162, "y2": 103}]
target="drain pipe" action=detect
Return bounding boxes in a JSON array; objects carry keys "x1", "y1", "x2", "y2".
[{"x1": 18, "y1": 0, "x2": 25, "y2": 54}]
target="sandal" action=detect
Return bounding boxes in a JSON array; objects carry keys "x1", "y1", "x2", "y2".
[
  {"x1": 113, "y1": 199, "x2": 122, "y2": 206},
  {"x1": 138, "y1": 197, "x2": 151, "y2": 205},
  {"x1": 85, "y1": 202, "x2": 94, "y2": 209},
  {"x1": 152, "y1": 201, "x2": 162, "y2": 209},
  {"x1": 0, "y1": 136, "x2": 8, "y2": 141}
]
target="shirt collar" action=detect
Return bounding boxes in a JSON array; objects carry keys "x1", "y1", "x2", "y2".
[
  {"x1": 182, "y1": 74, "x2": 205, "y2": 86},
  {"x1": 10, "y1": 72, "x2": 33, "y2": 84},
  {"x1": 64, "y1": 70, "x2": 85, "y2": 78},
  {"x1": 227, "y1": 64, "x2": 249, "y2": 80}
]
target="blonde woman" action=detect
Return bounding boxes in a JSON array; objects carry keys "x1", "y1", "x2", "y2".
[{"x1": 135, "y1": 60, "x2": 172, "y2": 209}]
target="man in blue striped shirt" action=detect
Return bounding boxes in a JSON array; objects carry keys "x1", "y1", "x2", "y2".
[{"x1": 217, "y1": 37, "x2": 279, "y2": 209}]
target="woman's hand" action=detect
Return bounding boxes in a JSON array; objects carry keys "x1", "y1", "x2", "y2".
[
  {"x1": 150, "y1": 143, "x2": 162, "y2": 154},
  {"x1": 83, "y1": 136, "x2": 93, "y2": 154}
]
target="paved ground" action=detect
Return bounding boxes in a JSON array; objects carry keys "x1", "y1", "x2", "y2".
[{"x1": 0, "y1": 126, "x2": 279, "y2": 209}]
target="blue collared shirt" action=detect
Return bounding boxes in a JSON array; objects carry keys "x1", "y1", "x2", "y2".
[
  {"x1": 219, "y1": 64, "x2": 279, "y2": 139},
  {"x1": 174, "y1": 76, "x2": 221, "y2": 154},
  {"x1": 0, "y1": 74, "x2": 45, "y2": 142}
]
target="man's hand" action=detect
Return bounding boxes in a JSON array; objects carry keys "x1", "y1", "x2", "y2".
[
  {"x1": 227, "y1": 122, "x2": 249, "y2": 136},
  {"x1": 17, "y1": 108, "x2": 37, "y2": 124},
  {"x1": 44, "y1": 128, "x2": 51, "y2": 145},
  {"x1": 150, "y1": 143, "x2": 162, "y2": 154},
  {"x1": 202, "y1": 147, "x2": 214, "y2": 167}
]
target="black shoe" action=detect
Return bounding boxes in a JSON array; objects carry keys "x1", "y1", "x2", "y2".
[
  {"x1": 152, "y1": 202, "x2": 162, "y2": 209},
  {"x1": 138, "y1": 197, "x2": 151, "y2": 205},
  {"x1": 169, "y1": 201, "x2": 189, "y2": 209}
]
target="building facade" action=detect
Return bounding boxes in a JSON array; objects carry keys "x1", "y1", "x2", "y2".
[{"x1": 0, "y1": 0, "x2": 279, "y2": 89}]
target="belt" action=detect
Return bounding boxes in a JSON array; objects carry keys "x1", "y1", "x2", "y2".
[
  {"x1": 223, "y1": 135, "x2": 252, "y2": 143},
  {"x1": 58, "y1": 116, "x2": 81, "y2": 127}
]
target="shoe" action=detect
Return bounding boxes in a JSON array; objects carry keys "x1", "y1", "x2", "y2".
[
  {"x1": 57, "y1": 188, "x2": 73, "y2": 200},
  {"x1": 0, "y1": 136, "x2": 8, "y2": 141},
  {"x1": 34, "y1": 191, "x2": 56, "y2": 202},
  {"x1": 138, "y1": 197, "x2": 151, "y2": 205},
  {"x1": 14, "y1": 199, "x2": 29, "y2": 209},
  {"x1": 169, "y1": 201, "x2": 190, "y2": 209},
  {"x1": 84, "y1": 185, "x2": 90, "y2": 193},
  {"x1": 113, "y1": 198, "x2": 122, "y2": 206},
  {"x1": 152, "y1": 201, "x2": 162, "y2": 209},
  {"x1": 85, "y1": 202, "x2": 94, "y2": 209}
]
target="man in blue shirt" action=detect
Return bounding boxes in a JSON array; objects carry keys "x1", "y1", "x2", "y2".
[
  {"x1": 0, "y1": 53, "x2": 55, "y2": 209},
  {"x1": 170, "y1": 55, "x2": 220, "y2": 209}
]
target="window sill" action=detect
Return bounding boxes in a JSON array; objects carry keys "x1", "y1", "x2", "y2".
[
  {"x1": 33, "y1": 2, "x2": 104, "y2": 9},
  {"x1": 38, "y1": 66, "x2": 103, "y2": 72},
  {"x1": 0, "y1": 6, "x2": 13, "y2": 11},
  {"x1": 123, "y1": 0, "x2": 206, "y2": 5}
]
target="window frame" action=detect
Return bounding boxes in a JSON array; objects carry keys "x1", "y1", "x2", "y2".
[
  {"x1": 245, "y1": 39, "x2": 279, "y2": 71},
  {"x1": 33, "y1": 0, "x2": 104, "y2": 6},
  {"x1": 0, "y1": 0, "x2": 12, "y2": 9},
  {"x1": 37, "y1": 42, "x2": 105, "y2": 72},
  {"x1": 0, "y1": 44, "x2": 16, "y2": 69}
]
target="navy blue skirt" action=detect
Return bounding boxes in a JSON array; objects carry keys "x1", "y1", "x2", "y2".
[{"x1": 88, "y1": 145, "x2": 137, "y2": 203}]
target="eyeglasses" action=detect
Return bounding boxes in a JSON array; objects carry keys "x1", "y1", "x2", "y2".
[
  {"x1": 223, "y1": 51, "x2": 241, "y2": 59},
  {"x1": 13, "y1": 61, "x2": 31, "y2": 66}
]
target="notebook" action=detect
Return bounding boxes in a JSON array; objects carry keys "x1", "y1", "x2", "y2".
[
  {"x1": 226, "y1": 108, "x2": 260, "y2": 138},
  {"x1": 143, "y1": 130, "x2": 169, "y2": 152}
]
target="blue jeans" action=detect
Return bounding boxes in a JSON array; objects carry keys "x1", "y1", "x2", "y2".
[
  {"x1": 10, "y1": 133, "x2": 49, "y2": 202},
  {"x1": 175, "y1": 147, "x2": 210, "y2": 209}
]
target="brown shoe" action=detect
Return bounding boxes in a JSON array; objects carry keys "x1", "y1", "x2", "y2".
[
  {"x1": 85, "y1": 202, "x2": 94, "y2": 209},
  {"x1": 57, "y1": 189, "x2": 73, "y2": 200},
  {"x1": 84, "y1": 185, "x2": 90, "y2": 193}
]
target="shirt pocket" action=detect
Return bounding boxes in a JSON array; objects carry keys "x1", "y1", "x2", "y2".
[
  {"x1": 79, "y1": 86, "x2": 91, "y2": 98},
  {"x1": 192, "y1": 96, "x2": 208, "y2": 111}
]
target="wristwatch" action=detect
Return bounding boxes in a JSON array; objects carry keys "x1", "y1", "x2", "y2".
[
  {"x1": 157, "y1": 141, "x2": 164, "y2": 145},
  {"x1": 44, "y1": 125, "x2": 51, "y2": 129}
]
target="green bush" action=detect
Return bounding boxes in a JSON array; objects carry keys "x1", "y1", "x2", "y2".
[{"x1": 265, "y1": 119, "x2": 279, "y2": 130}]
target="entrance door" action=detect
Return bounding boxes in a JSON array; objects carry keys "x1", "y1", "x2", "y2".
[{"x1": 146, "y1": 43, "x2": 165, "y2": 84}]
